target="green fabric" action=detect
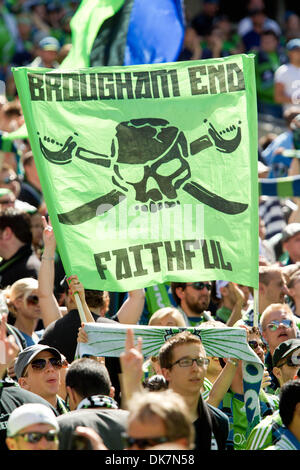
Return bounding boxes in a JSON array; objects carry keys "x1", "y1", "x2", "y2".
[
  {"x1": 246, "y1": 410, "x2": 283, "y2": 450},
  {"x1": 254, "y1": 51, "x2": 280, "y2": 104},
  {"x1": 216, "y1": 305, "x2": 232, "y2": 323},
  {"x1": 13, "y1": 54, "x2": 258, "y2": 292},
  {"x1": 0, "y1": 12, "x2": 15, "y2": 65},
  {"x1": 145, "y1": 283, "x2": 171, "y2": 315},
  {"x1": 60, "y1": 0, "x2": 125, "y2": 68}
]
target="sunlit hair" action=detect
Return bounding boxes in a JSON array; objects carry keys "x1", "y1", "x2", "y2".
[
  {"x1": 4, "y1": 277, "x2": 38, "y2": 316},
  {"x1": 128, "y1": 390, "x2": 195, "y2": 449},
  {"x1": 148, "y1": 307, "x2": 185, "y2": 327},
  {"x1": 260, "y1": 303, "x2": 294, "y2": 331}
]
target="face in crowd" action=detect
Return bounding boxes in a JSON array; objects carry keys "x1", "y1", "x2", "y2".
[{"x1": 177, "y1": 282, "x2": 212, "y2": 315}]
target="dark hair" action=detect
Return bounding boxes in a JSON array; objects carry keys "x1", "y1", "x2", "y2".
[
  {"x1": 261, "y1": 29, "x2": 279, "y2": 40},
  {"x1": 143, "y1": 374, "x2": 168, "y2": 391},
  {"x1": 170, "y1": 282, "x2": 187, "y2": 306},
  {"x1": 66, "y1": 358, "x2": 111, "y2": 398},
  {"x1": 0, "y1": 208, "x2": 32, "y2": 244},
  {"x1": 279, "y1": 379, "x2": 300, "y2": 427}
]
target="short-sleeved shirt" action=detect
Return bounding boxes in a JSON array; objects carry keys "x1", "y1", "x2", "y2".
[{"x1": 274, "y1": 63, "x2": 300, "y2": 112}]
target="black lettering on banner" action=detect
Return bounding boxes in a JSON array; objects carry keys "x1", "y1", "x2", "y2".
[
  {"x1": 115, "y1": 73, "x2": 134, "y2": 99},
  {"x1": 150, "y1": 69, "x2": 180, "y2": 98},
  {"x1": 62, "y1": 74, "x2": 80, "y2": 101},
  {"x1": 182, "y1": 239, "x2": 200, "y2": 269},
  {"x1": 207, "y1": 64, "x2": 227, "y2": 94},
  {"x1": 45, "y1": 74, "x2": 62, "y2": 101},
  {"x1": 28, "y1": 73, "x2": 45, "y2": 101},
  {"x1": 128, "y1": 244, "x2": 148, "y2": 277},
  {"x1": 226, "y1": 63, "x2": 245, "y2": 92},
  {"x1": 164, "y1": 240, "x2": 185, "y2": 271},
  {"x1": 143, "y1": 242, "x2": 163, "y2": 272},
  {"x1": 133, "y1": 71, "x2": 152, "y2": 99},
  {"x1": 216, "y1": 241, "x2": 232, "y2": 271},
  {"x1": 202, "y1": 239, "x2": 220, "y2": 269},
  {"x1": 79, "y1": 73, "x2": 98, "y2": 100},
  {"x1": 94, "y1": 251, "x2": 111, "y2": 279},
  {"x1": 188, "y1": 66, "x2": 208, "y2": 95},
  {"x1": 98, "y1": 73, "x2": 116, "y2": 100},
  {"x1": 112, "y1": 248, "x2": 132, "y2": 280}
]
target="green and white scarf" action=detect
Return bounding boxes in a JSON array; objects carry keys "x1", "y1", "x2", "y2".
[{"x1": 76, "y1": 323, "x2": 264, "y2": 431}]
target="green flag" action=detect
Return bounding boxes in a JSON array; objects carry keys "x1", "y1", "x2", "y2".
[
  {"x1": 61, "y1": 0, "x2": 125, "y2": 68},
  {"x1": 13, "y1": 54, "x2": 258, "y2": 292}
]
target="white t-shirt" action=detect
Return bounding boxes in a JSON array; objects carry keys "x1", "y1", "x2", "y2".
[{"x1": 274, "y1": 63, "x2": 300, "y2": 111}]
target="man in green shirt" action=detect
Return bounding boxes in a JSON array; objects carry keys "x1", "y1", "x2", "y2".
[{"x1": 246, "y1": 338, "x2": 300, "y2": 450}]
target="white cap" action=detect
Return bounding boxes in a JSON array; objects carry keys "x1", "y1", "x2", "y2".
[
  {"x1": 215, "y1": 280, "x2": 229, "y2": 299},
  {"x1": 6, "y1": 404, "x2": 59, "y2": 437}
]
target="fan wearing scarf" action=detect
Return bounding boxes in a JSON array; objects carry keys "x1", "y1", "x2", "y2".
[{"x1": 57, "y1": 357, "x2": 128, "y2": 450}]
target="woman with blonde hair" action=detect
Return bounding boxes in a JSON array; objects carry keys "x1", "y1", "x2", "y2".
[
  {"x1": 5, "y1": 277, "x2": 51, "y2": 347},
  {"x1": 148, "y1": 307, "x2": 186, "y2": 327}
]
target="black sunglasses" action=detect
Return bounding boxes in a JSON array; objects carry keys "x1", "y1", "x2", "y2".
[
  {"x1": 26, "y1": 294, "x2": 39, "y2": 305},
  {"x1": 121, "y1": 432, "x2": 168, "y2": 449},
  {"x1": 30, "y1": 357, "x2": 62, "y2": 371},
  {"x1": 186, "y1": 282, "x2": 212, "y2": 291},
  {"x1": 14, "y1": 430, "x2": 58, "y2": 443},
  {"x1": 248, "y1": 340, "x2": 267, "y2": 351}
]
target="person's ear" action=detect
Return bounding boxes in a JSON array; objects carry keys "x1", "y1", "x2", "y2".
[
  {"x1": 161, "y1": 367, "x2": 171, "y2": 382},
  {"x1": 109, "y1": 386, "x2": 115, "y2": 398},
  {"x1": 272, "y1": 366, "x2": 281, "y2": 382},
  {"x1": 175, "y1": 287, "x2": 185, "y2": 302},
  {"x1": 5, "y1": 437, "x2": 18, "y2": 450},
  {"x1": 1, "y1": 227, "x2": 12, "y2": 241},
  {"x1": 18, "y1": 376, "x2": 29, "y2": 390}
]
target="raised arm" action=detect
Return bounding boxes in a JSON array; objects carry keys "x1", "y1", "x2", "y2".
[
  {"x1": 226, "y1": 283, "x2": 245, "y2": 327},
  {"x1": 67, "y1": 275, "x2": 95, "y2": 323},
  {"x1": 116, "y1": 289, "x2": 145, "y2": 324},
  {"x1": 38, "y1": 216, "x2": 63, "y2": 327},
  {"x1": 119, "y1": 328, "x2": 144, "y2": 409},
  {"x1": 206, "y1": 358, "x2": 239, "y2": 408}
]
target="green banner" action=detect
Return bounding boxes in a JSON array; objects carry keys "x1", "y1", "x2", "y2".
[{"x1": 13, "y1": 55, "x2": 258, "y2": 291}]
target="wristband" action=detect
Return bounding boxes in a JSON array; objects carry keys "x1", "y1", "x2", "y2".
[{"x1": 227, "y1": 358, "x2": 238, "y2": 366}]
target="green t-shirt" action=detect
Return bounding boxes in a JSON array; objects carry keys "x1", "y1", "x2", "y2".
[{"x1": 216, "y1": 305, "x2": 232, "y2": 323}]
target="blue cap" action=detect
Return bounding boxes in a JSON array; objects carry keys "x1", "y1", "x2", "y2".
[
  {"x1": 286, "y1": 38, "x2": 300, "y2": 51},
  {"x1": 38, "y1": 36, "x2": 60, "y2": 51}
]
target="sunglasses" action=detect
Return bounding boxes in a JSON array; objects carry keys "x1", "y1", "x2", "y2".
[
  {"x1": 266, "y1": 319, "x2": 293, "y2": 331},
  {"x1": 2, "y1": 176, "x2": 18, "y2": 184},
  {"x1": 277, "y1": 354, "x2": 300, "y2": 368},
  {"x1": 248, "y1": 340, "x2": 267, "y2": 351},
  {"x1": 30, "y1": 357, "x2": 63, "y2": 371},
  {"x1": 14, "y1": 430, "x2": 58, "y2": 443},
  {"x1": 121, "y1": 433, "x2": 168, "y2": 449},
  {"x1": 170, "y1": 356, "x2": 210, "y2": 368},
  {"x1": 26, "y1": 295, "x2": 39, "y2": 305},
  {"x1": 186, "y1": 282, "x2": 212, "y2": 291}
]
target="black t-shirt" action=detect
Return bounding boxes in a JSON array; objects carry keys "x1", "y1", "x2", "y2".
[
  {"x1": 0, "y1": 380, "x2": 58, "y2": 451},
  {"x1": 0, "y1": 244, "x2": 41, "y2": 289},
  {"x1": 39, "y1": 310, "x2": 122, "y2": 403}
]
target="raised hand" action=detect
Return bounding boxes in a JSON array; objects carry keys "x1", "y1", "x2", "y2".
[{"x1": 41, "y1": 215, "x2": 56, "y2": 254}]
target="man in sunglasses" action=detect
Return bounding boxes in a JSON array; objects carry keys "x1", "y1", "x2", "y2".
[
  {"x1": 260, "y1": 303, "x2": 299, "y2": 392},
  {"x1": 14, "y1": 344, "x2": 68, "y2": 415},
  {"x1": 6, "y1": 403, "x2": 59, "y2": 451},
  {"x1": 170, "y1": 281, "x2": 214, "y2": 327},
  {"x1": 159, "y1": 330, "x2": 229, "y2": 450}
]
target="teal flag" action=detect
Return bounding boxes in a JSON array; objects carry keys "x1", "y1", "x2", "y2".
[
  {"x1": 13, "y1": 54, "x2": 258, "y2": 292},
  {"x1": 76, "y1": 323, "x2": 264, "y2": 432}
]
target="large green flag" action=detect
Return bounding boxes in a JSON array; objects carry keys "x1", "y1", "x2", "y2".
[{"x1": 13, "y1": 54, "x2": 258, "y2": 292}]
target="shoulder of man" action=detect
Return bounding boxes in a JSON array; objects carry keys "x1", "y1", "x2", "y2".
[{"x1": 246, "y1": 410, "x2": 283, "y2": 450}]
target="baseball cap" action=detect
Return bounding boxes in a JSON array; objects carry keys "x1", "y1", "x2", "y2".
[
  {"x1": 14, "y1": 344, "x2": 62, "y2": 379},
  {"x1": 38, "y1": 36, "x2": 60, "y2": 51},
  {"x1": 6, "y1": 403, "x2": 59, "y2": 437},
  {"x1": 286, "y1": 38, "x2": 300, "y2": 51},
  {"x1": 281, "y1": 223, "x2": 300, "y2": 243},
  {"x1": 272, "y1": 338, "x2": 300, "y2": 367}
]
